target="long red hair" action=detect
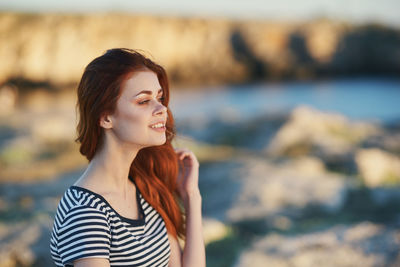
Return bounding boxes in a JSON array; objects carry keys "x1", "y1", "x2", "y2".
[{"x1": 75, "y1": 48, "x2": 185, "y2": 240}]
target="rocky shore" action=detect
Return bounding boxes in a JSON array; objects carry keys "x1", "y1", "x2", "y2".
[
  {"x1": 1, "y1": 12, "x2": 400, "y2": 88},
  {"x1": 0, "y1": 85, "x2": 399, "y2": 266}
]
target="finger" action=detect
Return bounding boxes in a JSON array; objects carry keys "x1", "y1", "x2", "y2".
[
  {"x1": 175, "y1": 149, "x2": 198, "y2": 164},
  {"x1": 176, "y1": 150, "x2": 191, "y2": 158},
  {"x1": 179, "y1": 152, "x2": 190, "y2": 160},
  {"x1": 180, "y1": 154, "x2": 199, "y2": 167},
  {"x1": 175, "y1": 150, "x2": 185, "y2": 157},
  {"x1": 180, "y1": 151, "x2": 195, "y2": 159}
]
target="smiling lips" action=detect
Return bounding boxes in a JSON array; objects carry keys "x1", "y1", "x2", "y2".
[{"x1": 149, "y1": 121, "x2": 166, "y2": 132}]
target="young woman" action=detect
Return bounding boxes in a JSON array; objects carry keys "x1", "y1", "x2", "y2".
[{"x1": 50, "y1": 48, "x2": 205, "y2": 267}]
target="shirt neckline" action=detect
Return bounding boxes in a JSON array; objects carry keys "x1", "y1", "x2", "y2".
[{"x1": 69, "y1": 180, "x2": 146, "y2": 226}]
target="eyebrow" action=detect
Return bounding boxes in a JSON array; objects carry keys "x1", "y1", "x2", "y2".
[{"x1": 135, "y1": 88, "x2": 163, "y2": 97}]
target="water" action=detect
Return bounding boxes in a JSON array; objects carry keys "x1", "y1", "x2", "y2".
[{"x1": 170, "y1": 78, "x2": 400, "y2": 124}]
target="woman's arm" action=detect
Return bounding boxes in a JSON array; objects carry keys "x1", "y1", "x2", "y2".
[
  {"x1": 181, "y1": 190, "x2": 205, "y2": 267},
  {"x1": 168, "y1": 233, "x2": 182, "y2": 266},
  {"x1": 173, "y1": 148, "x2": 206, "y2": 267},
  {"x1": 74, "y1": 258, "x2": 110, "y2": 267}
]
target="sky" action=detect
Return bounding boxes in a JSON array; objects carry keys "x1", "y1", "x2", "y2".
[{"x1": 1, "y1": 0, "x2": 400, "y2": 28}]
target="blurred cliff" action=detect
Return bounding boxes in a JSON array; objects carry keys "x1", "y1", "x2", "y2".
[{"x1": 1, "y1": 12, "x2": 400, "y2": 89}]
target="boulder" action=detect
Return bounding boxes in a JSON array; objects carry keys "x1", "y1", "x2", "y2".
[
  {"x1": 265, "y1": 105, "x2": 382, "y2": 158},
  {"x1": 355, "y1": 148, "x2": 400, "y2": 187},
  {"x1": 234, "y1": 222, "x2": 399, "y2": 267},
  {"x1": 202, "y1": 217, "x2": 231, "y2": 245},
  {"x1": 226, "y1": 157, "x2": 349, "y2": 222}
]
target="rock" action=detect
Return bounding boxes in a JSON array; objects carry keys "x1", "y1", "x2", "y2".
[
  {"x1": 265, "y1": 105, "x2": 382, "y2": 158},
  {"x1": 0, "y1": 171, "x2": 84, "y2": 266},
  {"x1": 234, "y1": 222, "x2": 399, "y2": 267},
  {"x1": 0, "y1": 13, "x2": 246, "y2": 86},
  {"x1": 226, "y1": 157, "x2": 349, "y2": 222},
  {"x1": 355, "y1": 148, "x2": 400, "y2": 187},
  {"x1": 1, "y1": 13, "x2": 400, "y2": 86},
  {"x1": 0, "y1": 84, "x2": 18, "y2": 116},
  {"x1": 30, "y1": 113, "x2": 76, "y2": 143},
  {"x1": 202, "y1": 217, "x2": 231, "y2": 245},
  {"x1": 302, "y1": 20, "x2": 343, "y2": 63},
  {"x1": 382, "y1": 133, "x2": 400, "y2": 154},
  {"x1": 286, "y1": 156, "x2": 326, "y2": 176},
  {"x1": 0, "y1": 222, "x2": 41, "y2": 267},
  {"x1": 329, "y1": 25, "x2": 400, "y2": 76},
  {"x1": 363, "y1": 132, "x2": 400, "y2": 155}
]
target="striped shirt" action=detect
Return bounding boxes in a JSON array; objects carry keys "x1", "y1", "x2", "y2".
[{"x1": 50, "y1": 182, "x2": 171, "y2": 267}]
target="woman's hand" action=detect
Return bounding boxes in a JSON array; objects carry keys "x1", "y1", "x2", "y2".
[
  {"x1": 174, "y1": 148, "x2": 205, "y2": 267},
  {"x1": 174, "y1": 148, "x2": 200, "y2": 202}
]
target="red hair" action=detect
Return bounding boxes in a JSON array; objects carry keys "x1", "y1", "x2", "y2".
[{"x1": 75, "y1": 48, "x2": 185, "y2": 240}]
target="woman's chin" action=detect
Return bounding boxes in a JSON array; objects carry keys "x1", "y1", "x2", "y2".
[{"x1": 149, "y1": 137, "x2": 167, "y2": 147}]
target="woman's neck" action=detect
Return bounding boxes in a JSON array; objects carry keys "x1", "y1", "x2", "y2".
[{"x1": 77, "y1": 135, "x2": 142, "y2": 198}]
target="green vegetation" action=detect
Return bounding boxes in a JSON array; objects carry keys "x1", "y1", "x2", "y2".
[{"x1": 0, "y1": 145, "x2": 35, "y2": 166}]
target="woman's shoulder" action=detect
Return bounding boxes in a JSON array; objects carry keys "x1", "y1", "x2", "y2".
[
  {"x1": 55, "y1": 185, "x2": 110, "y2": 225},
  {"x1": 51, "y1": 187, "x2": 112, "y2": 266}
]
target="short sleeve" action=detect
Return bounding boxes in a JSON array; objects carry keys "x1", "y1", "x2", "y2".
[{"x1": 56, "y1": 205, "x2": 111, "y2": 266}]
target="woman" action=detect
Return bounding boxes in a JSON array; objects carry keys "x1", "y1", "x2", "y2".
[{"x1": 50, "y1": 48, "x2": 205, "y2": 267}]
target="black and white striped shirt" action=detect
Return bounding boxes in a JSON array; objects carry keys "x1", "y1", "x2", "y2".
[{"x1": 50, "y1": 182, "x2": 171, "y2": 266}]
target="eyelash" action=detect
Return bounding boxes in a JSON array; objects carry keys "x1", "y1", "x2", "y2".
[{"x1": 139, "y1": 97, "x2": 165, "y2": 105}]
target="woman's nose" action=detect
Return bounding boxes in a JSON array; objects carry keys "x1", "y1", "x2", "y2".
[{"x1": 153, "y1": 102, "x2": 167, "y2": 116}]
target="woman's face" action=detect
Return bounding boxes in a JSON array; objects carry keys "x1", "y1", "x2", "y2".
[{"x1": 106, "y1": 70, "x2": 168, "y2": 149}]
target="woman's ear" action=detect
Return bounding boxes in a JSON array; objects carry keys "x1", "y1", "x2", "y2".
[{"x1": 99, "y1": 114, "x2": 113, "y2": 129}]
